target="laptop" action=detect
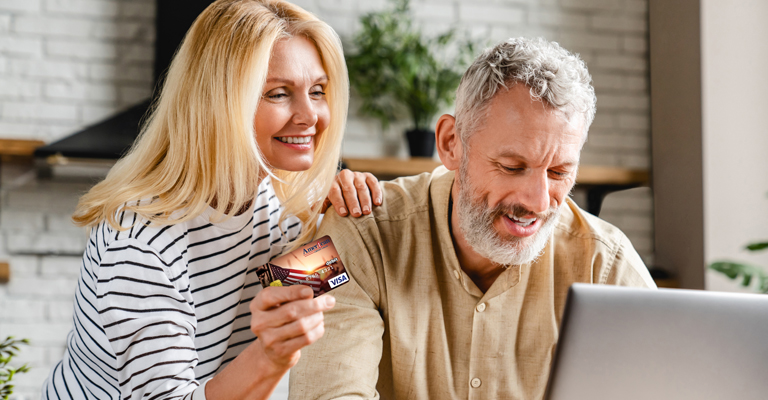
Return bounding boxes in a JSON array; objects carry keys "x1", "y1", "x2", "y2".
[{"x1": 545, "y1": 283, "x2": 768, "y2": 400}]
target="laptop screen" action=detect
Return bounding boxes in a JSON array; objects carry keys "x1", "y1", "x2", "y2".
[{"x1": 545, "y1": 284, "x2": 768, "y2": 400}]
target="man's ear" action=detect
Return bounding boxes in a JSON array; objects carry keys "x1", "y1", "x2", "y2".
[{"x1": 435, "y1": 114, "x2": 462, "y2": 171}]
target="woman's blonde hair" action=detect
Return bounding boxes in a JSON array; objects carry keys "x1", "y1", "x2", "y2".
[{"x1": 73, "y1": 0, "x2": 348, "y2": 250}]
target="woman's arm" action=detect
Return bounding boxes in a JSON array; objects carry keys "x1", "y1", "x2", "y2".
[
  {"x1": 204, "y1": 286, "x2": 335, "y2": 400},
  {"x1": 96, "y1": 238, "x2": 203, "y2": 400}
]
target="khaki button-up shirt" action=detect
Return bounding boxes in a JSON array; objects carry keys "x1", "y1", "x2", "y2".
[{"x1": 290, "y1": 167, "x2": 655, "y2": 400}]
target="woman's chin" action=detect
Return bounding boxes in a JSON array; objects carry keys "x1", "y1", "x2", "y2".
[{"x1": 267, "y1": 156, "x2": 314, "y2": 172}]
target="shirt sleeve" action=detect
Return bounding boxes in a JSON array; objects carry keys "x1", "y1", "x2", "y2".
[
  {"x1": 96, "y1": 238, "x2": 201, "y2": 400},
  {"x1": 289, "y1": 212, "x2": 384, "y2": 400}
]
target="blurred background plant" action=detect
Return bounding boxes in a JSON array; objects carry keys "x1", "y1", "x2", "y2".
[
  {"x1": 709, "y1": 240, "x2": 768, "y2": 293},
  {"x1": 0, "y1": 337, "x2": 30, "y2": 400},
  {"x1": 709, "y1": 194, "x2": 768, "y2": 293},
  {"x1": 345, "y1": 0, "x2": 478, "y2": 156}
]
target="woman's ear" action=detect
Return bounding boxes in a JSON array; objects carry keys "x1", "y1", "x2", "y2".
[{"x1": 435, "y1": 114, "x2": 462, "y2": 171}]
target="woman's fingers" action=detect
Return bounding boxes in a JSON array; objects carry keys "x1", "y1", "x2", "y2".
[
  {"x1": 258, "y1": 311, "x2": 325, "y2": 356},
  {"x1": 257, "y1": 321, "x2": 327, "y2": 368},
  {"x1": 337, "y1": 169, "x2": 362, "y2": 216},
  {"x1": 250, "y1": 292, "x2": 335, "y2": 368},
  {"x1": 365, "y1": 172, "x2": 382, "y2": 206},
  {"x1": 251, "y1": 290, "x2": 335, "y2": 331},
  {"x1": 260, "y1": 295, "x2": 334, "y2": 330},
  {"x1": 327, "y1": 169, "x2": 382, "y2": 217},
  {"x1": 271, "y1": 321, "x2": 326, "y2": 359},
  {"x1": 353, "y1": 172, "x2": 373, "y2": 215},
  {"x1": 324, "y1": 179, "x2": 347, "y2": 216},
  {"x1": 252, "y1": 285, "x2": 313, "y2": 311}
]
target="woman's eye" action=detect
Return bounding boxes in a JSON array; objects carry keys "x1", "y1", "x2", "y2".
[
  {"x1": 310, "y1": 86, "x2": 326, "y2": 97},
  {"x1": 264, "y1": 88, "x2": 288, "y2": 100}
]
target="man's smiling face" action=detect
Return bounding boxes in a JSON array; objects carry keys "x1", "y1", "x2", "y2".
[{"x1": 455, "y1": 83, "x2": 585, "y2": 266}]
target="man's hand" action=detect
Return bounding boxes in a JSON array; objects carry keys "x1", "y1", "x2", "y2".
[
  {"x1": 322, "y1": 169, "x2": 382, "y2": 217},
  {"x1": 250, "y1": 285, "x2": 336, "y2": 371}
]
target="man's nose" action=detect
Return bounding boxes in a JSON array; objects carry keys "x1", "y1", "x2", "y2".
[
  {"x1": 518, "y1": 170, "x2": 550, "y2": 215},
  {"x1": 291, "y1": 94, "x2": 319, "y2": 127}
]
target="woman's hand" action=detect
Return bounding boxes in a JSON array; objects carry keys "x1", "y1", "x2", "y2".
[
  {"x1": 250, "y1": 285, "x2": 336, "y2": 372},
  {"x1": 322, "y1": 169, "x2": 383, "y2": 217}
]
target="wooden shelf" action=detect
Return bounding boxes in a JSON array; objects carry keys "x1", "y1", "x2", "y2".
[
  {"x1": 343, "y1": 157, "x2": 442, "y2": 178},
  {"x1": 0, "y1": 139, "x2": 45, "y2": 161},
  {"x1": 343, "y1": 157, "x2": 649, "y2": 186},
  {"x1": 576, "y1": 166, "x2": 649, "y2": 186}
]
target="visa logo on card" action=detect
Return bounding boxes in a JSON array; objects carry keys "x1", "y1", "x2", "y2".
[{"x1": 329, "y1": 272, "x2": 349, "y2": 288}]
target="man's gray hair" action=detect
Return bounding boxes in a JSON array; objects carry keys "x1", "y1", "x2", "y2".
[{"x1": 454, "y1": 37, "x2": 596, "y2": 142}]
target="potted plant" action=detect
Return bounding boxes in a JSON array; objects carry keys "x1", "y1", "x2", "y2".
[
  {"x1": 345, "y1": 0, "x2": 476, "y2": 157},
  {"x1": 0, "y1": 336, "x2": 30, "y2": 400}
]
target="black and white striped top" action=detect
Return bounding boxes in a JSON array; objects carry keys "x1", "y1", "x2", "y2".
[{"x1": 42, "y1": 178, "x2": 301, "y2": 400}]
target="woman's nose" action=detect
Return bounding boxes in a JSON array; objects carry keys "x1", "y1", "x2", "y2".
[{"x1": 291, "y1": 94, "x2": 318, "y2": 127}]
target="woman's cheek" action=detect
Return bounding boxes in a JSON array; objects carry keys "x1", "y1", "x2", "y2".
[{"x1": 316, "y1": 101, "x2": 331, "y2": 133}]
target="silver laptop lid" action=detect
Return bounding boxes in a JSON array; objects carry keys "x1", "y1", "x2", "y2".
[{"x1": 545, "y1": 284, "x2": 768, "y2": 400}]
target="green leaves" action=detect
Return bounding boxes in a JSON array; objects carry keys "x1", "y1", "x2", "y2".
[
  {"x1": 0, "y1": 336, "x2": 30, "y2": 400},
  {"x1": 745, "y1": 241, "x2": 768, "y2": 251},
  {"x1": 709, "y1": 262, "x2": 768, "y2": 294},
  {"x1": 345, "y1": 0, "x2": 476, "y2": 131}
]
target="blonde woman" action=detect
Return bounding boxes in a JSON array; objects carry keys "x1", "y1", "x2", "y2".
[{"x1": 42, "y1": 1, "x2": 381, "y2": 399}]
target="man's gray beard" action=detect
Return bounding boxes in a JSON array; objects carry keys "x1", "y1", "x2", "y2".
[{"x1": 456, "y1": 160, "x2": 562, "y2": 267}]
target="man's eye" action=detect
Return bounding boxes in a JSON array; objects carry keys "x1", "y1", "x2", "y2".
[
  {"x1": 502, "y1": 166, "x2": 523, "y2": 173},
  {"x1": 549, "y1": 170, "x2": 569, "y2": 178}
]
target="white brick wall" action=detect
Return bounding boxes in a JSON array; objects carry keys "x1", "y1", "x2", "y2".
[
  {"x1": 0, "y1": 0, "x2": 154, "y2": 142},
  {"x1": 0, "y1": 1, "x2": 654, "y2": 398},
  {"x1": 0, "y1": 177, "x2": 90, "y2": 399}
]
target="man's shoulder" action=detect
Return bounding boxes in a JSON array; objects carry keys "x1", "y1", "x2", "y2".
[
  {"x1": 375, "y1": 170, "x2": 437, "y2": 220},
  {"x1": 324, "y1": 167, "x2": 451, "y2": 230},
  {"x1": 555, "y1": 198, "x2": 628, "y2": 250},
  {"x1": 552, "y1": 198, "x2": 654, "y2": 287}
]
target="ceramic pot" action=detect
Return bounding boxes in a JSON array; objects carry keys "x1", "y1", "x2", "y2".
[{"x1": 405, "y1": 128, "x2": 436, "y2": 158}]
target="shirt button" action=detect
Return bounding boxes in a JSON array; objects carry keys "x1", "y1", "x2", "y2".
[
  {"x1": 471, "y1": 377, "x2": 482, "y2": 388},
  {"x1": 476, "y1": 303, "x2": 486, "y2": 312},
  {"x1": 453, "y1": 270, "x2": 460, "y2": 280}
]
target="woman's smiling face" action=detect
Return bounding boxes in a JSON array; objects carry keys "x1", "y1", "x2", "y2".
[{"x1": 254, "y1": 36, "x2": 330, "y2": 172}]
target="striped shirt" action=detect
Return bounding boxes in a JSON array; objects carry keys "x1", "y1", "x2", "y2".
[{"x1": 42, "y1": 178, "x2": 301, "y2": 400}]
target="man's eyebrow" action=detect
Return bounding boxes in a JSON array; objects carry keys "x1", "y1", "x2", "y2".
[{"x1": 497, "y1": 151, "x2": 579, "y2": 168}]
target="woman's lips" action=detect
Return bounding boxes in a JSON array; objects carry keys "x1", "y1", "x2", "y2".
[{"x1": 501, "y1": 214, "x2": 541, "y2": 237}]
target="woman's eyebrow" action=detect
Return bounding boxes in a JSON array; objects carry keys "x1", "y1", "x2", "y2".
[
  {"x1": 266, "y1": 74, "x2": 328, "y2": 85},
  {"x1": 266, "y1": 77, "x2": 295, "y2": 84}
]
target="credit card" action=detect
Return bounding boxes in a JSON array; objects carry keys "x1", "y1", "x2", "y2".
[{"x1": 255, "y1": 235, "x2": 349, "y2": 297}]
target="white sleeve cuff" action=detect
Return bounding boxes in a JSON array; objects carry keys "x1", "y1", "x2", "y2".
[{"x1": 191, "y1": 378, "x2": 212, "y2": 400}]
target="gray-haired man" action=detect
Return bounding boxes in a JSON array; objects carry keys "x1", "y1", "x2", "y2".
[{"x1": 289, "y1": 37, "x2": 655, "y2": 400}]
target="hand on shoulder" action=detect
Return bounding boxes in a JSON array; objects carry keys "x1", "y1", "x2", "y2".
[{"x1": 322, "y1": 169, "x2": 382, "y2": 218}]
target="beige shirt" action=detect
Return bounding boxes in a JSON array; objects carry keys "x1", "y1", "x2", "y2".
[{"x1": 290, "y1": 167, "x2": 655, "y2": 400}]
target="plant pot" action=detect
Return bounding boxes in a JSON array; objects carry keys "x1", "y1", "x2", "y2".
[{"x1": 405, "y1": 128, "x2": 436, "y2": 158}]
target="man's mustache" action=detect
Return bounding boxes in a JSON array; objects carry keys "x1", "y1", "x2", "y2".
[{"x1": 489, "y1": 203, "x2": 557, "y2": 221}]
